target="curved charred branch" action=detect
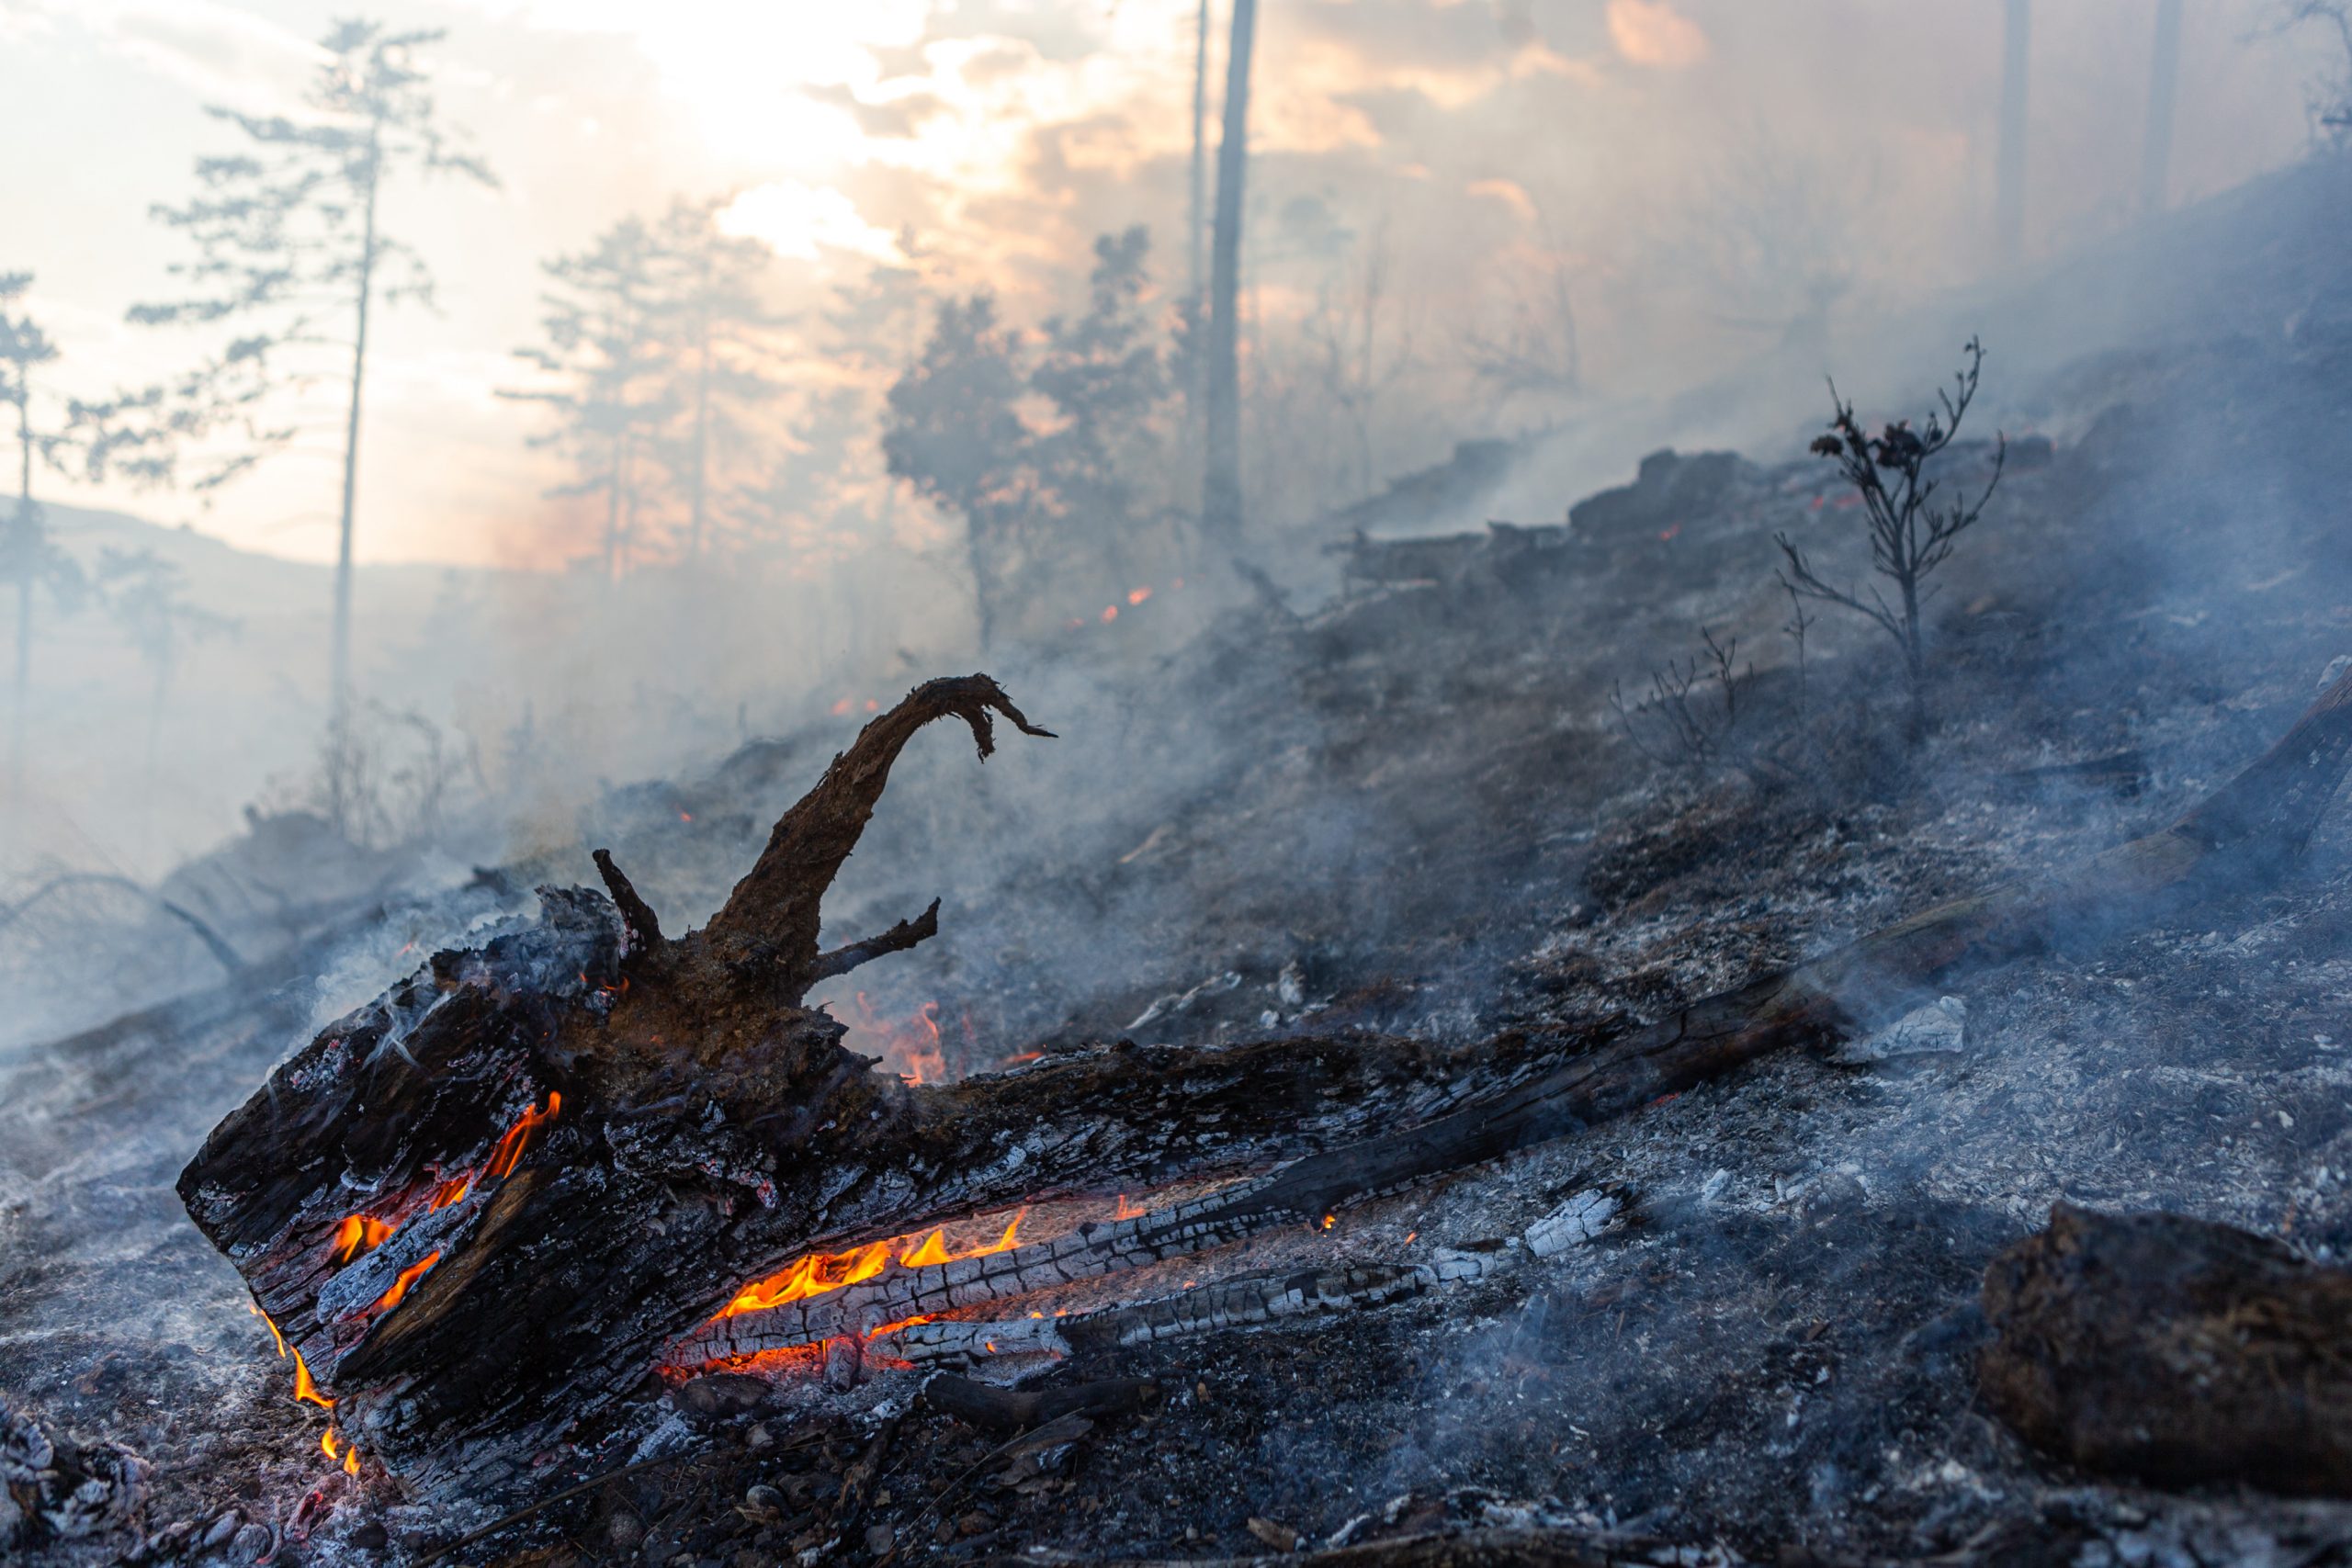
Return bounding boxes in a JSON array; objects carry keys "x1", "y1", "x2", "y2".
[
  {"x1": 808, "y1": 897, "x2": 942, "y2": 987},
  {"x1": 702, "y1": 675, "x2": 1053, "y2": 997},
  {"x1": 592, "y1": 849, "x2": 665, "y2": 956}
]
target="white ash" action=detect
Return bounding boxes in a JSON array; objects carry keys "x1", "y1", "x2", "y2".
[
  {"x1": 1828, "y1": 996, "x2": 1968, "y2": 1065},
  {"x1": 1525, "y1": 1190, "x2": 1622, "y2": 1257}
]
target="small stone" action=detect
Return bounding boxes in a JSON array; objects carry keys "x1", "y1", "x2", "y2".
[
  {"x1": 742, "y1": 1484, "x2": 785, "y2": 1522},
  {"x1": 863, "y1": 1522, "x2": 895, "y2": 1556},
  {"x1": 201, "y1": 1512, "x2": 243, "y2": 1550},
  {"x1": 745, "y1": 1422, "x2": 774, "y2": 1453},
  {"x1": 1247, "y1": 1517, "x2": 1300, "y2": 1552},
  {"x1": 606, "y1": 1512, "x2": 645, "y2": 1552},
  {"x1": 1193, "y1": 1381, "x2": 1212, "y2": 1405},
  {"x1": 230, "y1": 1522, "x2": 274, "y2": 1562},
  {"x1": 673, "y1": 1373, "x2": 771, "y2": 1418}
]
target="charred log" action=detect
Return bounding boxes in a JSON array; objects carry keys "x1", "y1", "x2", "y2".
[
  {"x1": 1978, "y1": 1204, "x2": 2352, "y2": 1495},
  {"x1": 176, "y1": 666, "x2": 2352, "y2": 1504}
]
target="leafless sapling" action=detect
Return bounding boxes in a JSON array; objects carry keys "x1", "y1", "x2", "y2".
[
  {"x1": 1609, "y1": 625, "x2": 1755, "y2": 776},
  {"x1": 1775, "y1": 336, "x2": 2004, "y2": 739}
]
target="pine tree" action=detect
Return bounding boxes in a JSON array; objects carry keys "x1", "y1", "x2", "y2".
[
  {"x1": 130, "y1": 18, "x2": 493, "y2": 831},
  {"x1": 503, "y1": 217, "x2": 681, "y2": 581},
  {"x1": 0, "y1": 274, "x2": 87, "y2": 795}
]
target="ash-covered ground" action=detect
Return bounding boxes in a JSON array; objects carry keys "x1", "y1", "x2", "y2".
[{"x1": 7, "y1": 161, "x2": 2352, "y2": 1566}]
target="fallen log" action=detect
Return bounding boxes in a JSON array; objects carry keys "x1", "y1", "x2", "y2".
[
  {"x1": 1979, "y1": 1204, "x2": 2352, "y2": 1495},
  {"x1": 178, "y1": 665, "x2": 2352, "y2": 1505}
]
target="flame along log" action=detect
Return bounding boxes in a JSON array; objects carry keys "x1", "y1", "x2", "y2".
[{"x1": 177, "y1": 668, "x2": 2352, "y2": 1506}]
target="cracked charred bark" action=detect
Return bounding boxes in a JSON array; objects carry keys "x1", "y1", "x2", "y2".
[{"x1": 177, "y1": 667, "x2": 2352, "y2": 1504}]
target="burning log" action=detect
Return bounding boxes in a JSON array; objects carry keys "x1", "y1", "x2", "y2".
[
  {"x1": 176, "y1": 665, "x2": 2352, "y2": 1505},
  {"x1": 1978, "y1": 1204, "x2": 2352, "y2": 1495}
]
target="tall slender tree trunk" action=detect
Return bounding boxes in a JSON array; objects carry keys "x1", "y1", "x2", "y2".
[
  {"x1": 12, "y1": 379, "x2": 32, "y2": 799},
  {"x1": 603, "y1": 433, "x2": 625, "y2": 584},
  {"x1": 1189, "y1": 0, "x2": 1210, "y2": 312},
  {"x1": 328, "y1": 126, "x2": 383, "y2": 836},
  {"x1": 1200, "y1": 0, "x2": 1257, "y2": 547},
  {"x1": 1995, "y1": 0, "x2": 2030, "y2": 267},
  {"x1": 2140, "y1": 0, "x2": 2183, "y2": 216}
]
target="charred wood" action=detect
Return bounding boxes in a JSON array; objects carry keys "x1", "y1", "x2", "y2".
[{"x1": 1979, "y1": 1204, "x2": 2352, "y2": 1495}]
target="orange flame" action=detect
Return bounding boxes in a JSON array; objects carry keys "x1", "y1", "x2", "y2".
[
  {"x1": 843, "y1": 996, "x2": 948, "y2": 1085},
  {"x1": 1114, "y1": 1193, "x2": 1146, "y2": 1220},
  {"x1": 370, "y1": 1251, "x2": 441, "y2": 1314},
  {"x1": 429, "y1": 1175, "x2": 472, "y2": 1211},
  {"x1": 293, "y1": 1350, "x2": 333, "y2": 1409},
  {"x1": 322, "y1": 1429, "x2": 337, "y2": 1460},
  {"x1": 717, "y1": 1210, "x2": 1026, "y2": 1320},
  {"x1": 248, "y1": 1302, "x2": 287, "y2": 1358},
  {"x1": 331, "y1": 1214, "x2": 396, "y2": 1265},
  {"x1": 486, "y1": 1092, "x2": 560, "y2": 1179}
]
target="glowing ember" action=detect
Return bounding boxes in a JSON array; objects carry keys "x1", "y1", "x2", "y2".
[
  {"x1": 1114, "y1": 1193, "x2": 1146, "y2": 1220},
  {"x1": 1126, "y1": 586, "x2": 1152, "y2": 605},
  {"x1": 429, "y1": 1175, "x2": 472, "y2": 1211},
  {"x1": 718, "y1": 1210, "x2": 1026, "y2": 1319},
  {"x1": 370, "y1": 1251, "x2": 441, "y2": 1314},
  {"x1": 1101, "y1": 604, "x2": 1119, "y2": 623},
  {"x1": 1320, "y1": 1213, "x2": 1337, "y2": 1231},
  {"x1": 330, "y1": 1214, "x2": 395, "y2": 1265}
]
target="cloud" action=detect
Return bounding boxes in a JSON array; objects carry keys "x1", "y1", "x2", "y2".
[
  {"x1": 1466, "y1": 176, "x2": 1538, "y2": 223},
  {"x1": 720, "y1": 180, "x2": 900, "y2": 264},
  {"x1": 89, "y1": 0, "x2": 322, "y2": 114},
  {"x1": 1606, "y1": 0, "x2": 1707, "y2": 69},
  {"x1": 800, "y1": 83, "x2": 948, "y2": 141}
]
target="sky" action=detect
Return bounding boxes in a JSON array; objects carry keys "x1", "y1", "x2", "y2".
[{"x1": 0, "y1": 0, "x2": 2333, "y2": 570}]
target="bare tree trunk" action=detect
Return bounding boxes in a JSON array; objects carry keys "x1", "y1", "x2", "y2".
[
  {"x1": 1996, "y1": 0, "x2": 2031, "y2": 266},
  {"x1": 1189, "y1": 0, "x2": 1210, "y2": 317},
  {"x1": 12, "y1": 377, "x2": 31, "y2": 799},
  {"x1": 2141, "y1": 0, "x2": 2184, "y2": 215},
  {"x1": 1200, "y1": 0, "x2": 1257, "y2": 547},
  {"x1": 603, "y1": 433, "x2": 624, "y2": 585},
  {"x1": 328, "y1": 126, "x2": 383, "y2": 837}
]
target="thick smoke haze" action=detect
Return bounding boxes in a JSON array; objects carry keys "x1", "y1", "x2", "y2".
[{"x1": 0, "y1": 0, "x2": 2340, "y2": 1028}]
